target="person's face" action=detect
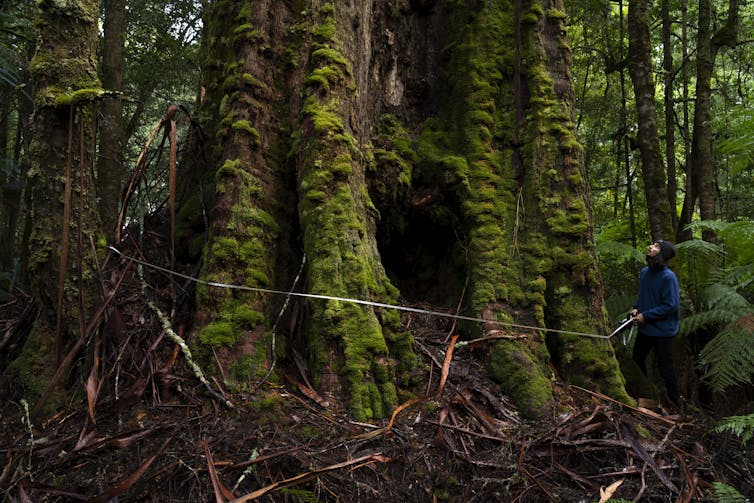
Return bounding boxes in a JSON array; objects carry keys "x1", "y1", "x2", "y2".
[{"x1": 647, "y1": 242, "x2": 661, "y2": 257}]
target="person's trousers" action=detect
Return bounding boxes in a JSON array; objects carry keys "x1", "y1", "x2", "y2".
[{"x1": 632, "y1": 332, "x2": 680, "y2": 404}]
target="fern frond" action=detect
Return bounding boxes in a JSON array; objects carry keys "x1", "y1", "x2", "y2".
[
  {"x1": 677, "y1": 238, "x2": 725, "y2": 263},
  {"x1": 715, "y1": 414, "x2": 754, "y2": 445},
  {"x1": 605, "y1": 291, "x2": 636, "y2": 323},
  {"x1": 702, "y1": 283, "x2": 753, "y2": 314},
  {"x1": 712, "y1": 482, "x2": 751, "y2": 503},
  {"x1": 685, "y1": 220, "x2": 734, "y2": 235},
  {"x1": 596, "y1": 240, "x2": 645, "y2": 264},
  {"x1": 681, "y1": 311, "x2": 719, "y2": 336},
  {"x1": 721, "y1": 220, "x2": 754, "y2": 240},
  {"x1": 708, "y1": 265, "x2": 754, "y2": 291},
  {"x1": 698, "y1": 322, "x2": 754, "y2": 391}
]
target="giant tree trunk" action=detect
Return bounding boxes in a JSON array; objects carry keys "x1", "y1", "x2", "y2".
[
  {"x1": 191, "y1": 0, "x2": 630, "y2": 420},
  {"x1": 627, "y1": 0, "x2": 675, "y2": 241},
  {"x1": 8, "y1": 0, "x2": 102, "y2": 408}
]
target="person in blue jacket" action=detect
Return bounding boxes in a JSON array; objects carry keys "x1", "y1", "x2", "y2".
[{"x1": 631, "y1": 240, "x2": 681, "y2": 407}]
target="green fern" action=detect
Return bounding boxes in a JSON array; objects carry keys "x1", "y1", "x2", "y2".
[
  {"x1": 712, "y1": 481, "x2": 751, "y2": 503},
  {"x1": 715, "y1": 414, "x2": 754, "y2": 445},
  {"x1": 674, "y1": 228, "x2": 754, "y2": 392},
  {"x1": 698, "y1": 324, "x2": 754, "y2": 391}
]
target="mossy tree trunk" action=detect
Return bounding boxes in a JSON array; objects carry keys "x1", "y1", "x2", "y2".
[
  {"x1": 190, "y1": 0, "x2": 629, "y2": 420},
  {"x1": 9, "y1": 0, "x2": 103, "y2": 406}
]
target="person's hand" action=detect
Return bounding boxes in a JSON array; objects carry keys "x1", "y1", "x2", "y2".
[{"x1": 630, "y1": 309, "x2": 644, "y2": 324}]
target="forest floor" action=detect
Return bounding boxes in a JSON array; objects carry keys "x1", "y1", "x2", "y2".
[{"x1": 1, "y1": 235, "x2": 753, "y2": 502}]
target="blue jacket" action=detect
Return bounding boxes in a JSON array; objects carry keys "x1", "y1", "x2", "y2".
[{"x1": 636, "y1": 265, "x2": 680, "y2": 337}]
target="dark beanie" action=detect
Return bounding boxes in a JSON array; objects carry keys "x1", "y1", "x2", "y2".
[{"x1": 658, "y1": 240, "x2": 676, "y2": 261}]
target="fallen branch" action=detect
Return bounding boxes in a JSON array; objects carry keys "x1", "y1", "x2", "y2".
[
  {"x1": 138, "y1": 264, "x2": 234, "y2": 409},
  {"x1": 229, "y1": 453, "x2": 391, "y2": 502}
]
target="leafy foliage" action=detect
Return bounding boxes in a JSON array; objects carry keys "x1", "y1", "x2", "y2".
[
  {"x1": 698, "y1": 324, "x2": 754, "y2": 391},
  {"x1": 712, "y1": 481, "x2": 751, "y2": 503},
  {"x1": 715, "y1": 413, "x2": 754, "y2": 445},
  {"x1": 675, "y1": 222, "x2": 754, "y2": 392}
]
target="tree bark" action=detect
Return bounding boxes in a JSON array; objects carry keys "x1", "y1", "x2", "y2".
[
  {"x1": 8, "y1": 0, "x2": 102, "y2": 408},
  {"x1": 189, "y1": 0, "x2": 630, "y2": 420},
  {"x1": 627, "y1": 0, "x2": 675, "y2": 241},
  {"x1": 684, "y1": 0, "x2": 741, "y2": 242},
  {"x1": 661, "y1": 0, "x2": 677, "y2": 232},
  {"x1": 98, "y1": 0, "x2": 127, "y2": 242}
]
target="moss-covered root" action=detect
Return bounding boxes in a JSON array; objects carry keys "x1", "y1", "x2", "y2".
[
  {"x1": 6, "y1": 315, "x2": 62, "y2": 412},
  {"x1": 549, "y1": 333, "x2": 634, "y2": 405},
  {"x1": 489, "y1": 339, "x2": 554, "y2": 418}
]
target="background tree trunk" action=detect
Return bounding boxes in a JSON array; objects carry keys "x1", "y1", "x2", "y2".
[
  {"x1": 8, "y1": 0, "x2": 102, "y2": 408},
  {"x1": 98, "y1": 0, "x2": 126, "y2": 242},
  {"x1": 684, "y1": 0, "x2": 740, "y2": 242},
  {"x1": 627, "y1": 0, "x2": 675, "y2": 241}
]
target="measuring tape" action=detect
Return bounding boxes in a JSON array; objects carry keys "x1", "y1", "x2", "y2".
[{"x1": 108, "y1": 246, "x2": 626, "y2": 340}]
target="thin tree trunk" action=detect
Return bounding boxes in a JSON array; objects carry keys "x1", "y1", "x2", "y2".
[
  {"x1": 627, "y1": 0, "x2": 675, "y2": 241},
  {"x1": 687, "y1": 0, "x2": 740, "y2": 242},
  {"x1": 662, "y1": 0, "x2": 677, "y2": 232},
  {"x1": 618, "y1": 0, "x2": 636, "y2": 248},
  {"x1": 677, "y1": 0, "x2": 693, "y2": 242},
  {"x1": 98, "y1": 0, "x2": 127, "y2": 242}
]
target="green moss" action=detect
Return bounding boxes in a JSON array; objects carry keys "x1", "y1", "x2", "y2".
[
  {"x1": 198, "y1": 321, "x2": 236, "y2": 346},
  {"x1": 232, "y1": 304, "x2": 265, "y2": 328},
  {"x1": 489, "y1": 341, "x2": 553, "y2": 418},
  {"x1": 52, "y1": 86, "x2": 104, "y2": 107},
  {"x1": 312, "y1": 19, "x2": 336, "y2": 41},
  {"x1": 302, "y1": 98, "x2": 344, "y2": 133},
  {"x1": 241, "y1": 73, "x2": 267, "y2": 90},
  {"x1": 210, "y1": 236, "x2": 238, "y2": 264},
  {"x1": 304, "y1": 66, "x2": 343, "y2": 92},
  {"x1": 311, "y1": 47, "x2": 349, "y2": 70}
]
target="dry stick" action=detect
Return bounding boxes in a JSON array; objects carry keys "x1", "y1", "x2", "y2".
[
  {"x1": 115, "y1": 119, "x2": 163, "y2": 243},
  {"x1": 570, "y1": 385, "x2": 678, "y2": 426},
  {"x1": 425, "y1": 420, "x2": 507, "y2": 442},
  {"x1": 168, "y1": 114, "x2": 177, "y2": 315},
  {"x1": 436, "y1": 334, "x2": 458, "y2": 398},
  {"x1": 137, "y1": 264, "x2": 234, "y2": 409},
  {"x1": 620, "y1": 422, "x2": 678, "y2": 493},
  {"x1": 32, "y1": 257, "x2": 134, "y2": 419},
  {"x1": 205, "y1": 439, "x2": 235, "y2": 502},
  {"x1": 55, "y1": 107, "x2": 75, "y2": 365},
  {"x1": 229, "y1": 453, "x2": 390, "y2": 502}
]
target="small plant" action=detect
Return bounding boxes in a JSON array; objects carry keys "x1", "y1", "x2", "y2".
[
  {"x1": 711, "y1": 482, "x2": 750, "y2": 503},
  {"x1": 715, "y1": 413, "x2": 754, "y2": 445}
]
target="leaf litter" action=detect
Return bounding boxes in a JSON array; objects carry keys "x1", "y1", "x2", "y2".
[{"x1": 1, "y1": 233, "x2": 753, "y2": 502}]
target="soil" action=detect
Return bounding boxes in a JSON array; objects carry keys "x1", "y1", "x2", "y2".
[{"x1": 1, "y1": 239, "x2": 753, "y2": 502}]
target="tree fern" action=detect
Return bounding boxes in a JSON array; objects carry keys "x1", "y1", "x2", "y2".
[
  {"x1": 676, "y1": 225, "x2": 754, "y2": 392},
  {"x1": 697, "y1": 323, "x2": 754, "y2": 391}
]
